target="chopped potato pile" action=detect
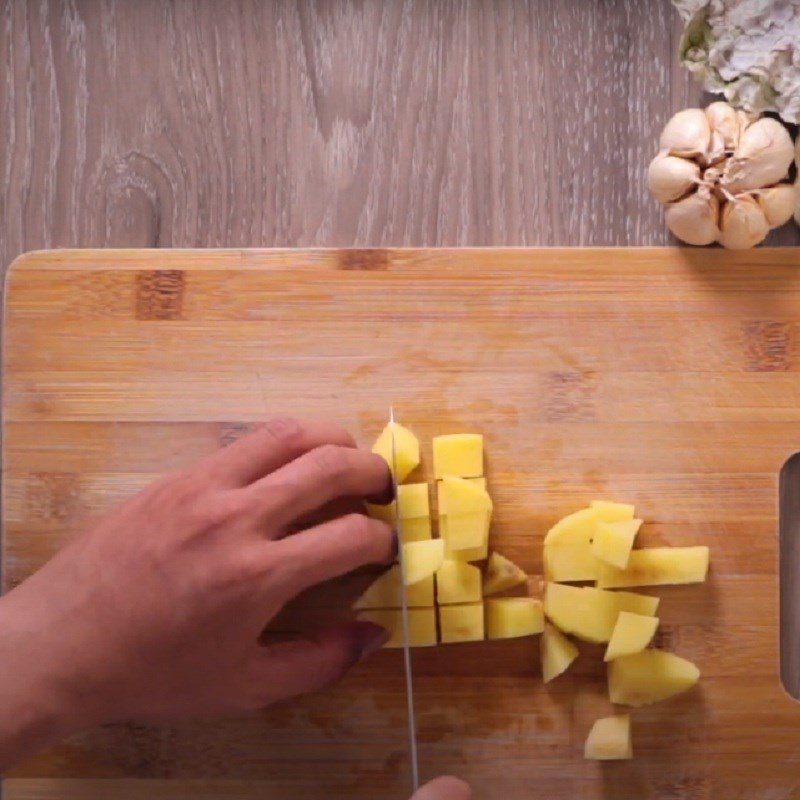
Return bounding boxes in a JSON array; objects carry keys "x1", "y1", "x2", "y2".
[{"x1": 356, "y1": 421, "x2": 710, "y2": 763}]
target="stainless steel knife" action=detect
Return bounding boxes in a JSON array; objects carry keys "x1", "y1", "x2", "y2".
[{"x1": 390, "y1": 407, "x2": 420, "y2": 792}]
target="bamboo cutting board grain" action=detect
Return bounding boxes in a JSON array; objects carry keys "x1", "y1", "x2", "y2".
[{"x1": 4, "y1": 247, "x2": 800, "y2": 799}]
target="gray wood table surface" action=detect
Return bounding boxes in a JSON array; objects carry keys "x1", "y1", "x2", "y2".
[{"x1": 2, "y1": 0, "x2": 798, "y2": 275}]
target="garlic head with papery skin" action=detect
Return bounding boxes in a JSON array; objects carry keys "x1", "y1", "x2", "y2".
[
  {"x1": 659, "y1": 108, "x2": 711, "y2": 159},
  {"x1": 723, "y1": 117, "x2": 794, "y2": 193},
  {"x1": 705, "y1": 101, "x2": 741, "y2": 152},
  {"x1": 718, "y1": 196, "x2": 770, "y2": 250},
  {"x1": 665, "y1": 191, "x2": 720, "y2": 246},
  {"x1": 756, "y1": 185, "x2": 796, "y2": 228},
  {"x1": 647, "y1": 154, "x2": 700, "y2": 203}
]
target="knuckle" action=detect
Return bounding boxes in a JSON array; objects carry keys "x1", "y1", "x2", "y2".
[
  {"x1": 262, "y1": 417, "x2": 306, "y2": 451},
  {"x1": 342, "y1": 512, "x2": 380, "y2": 544},
  {"x1": 311, "y1": 444, "x2": 353, "y2": 481}
]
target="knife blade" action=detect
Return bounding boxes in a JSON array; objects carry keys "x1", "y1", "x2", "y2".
[{"x1": 390, "y1": 407, "x2": 420, "y2": 792}]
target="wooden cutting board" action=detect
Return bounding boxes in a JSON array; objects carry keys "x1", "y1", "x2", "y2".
[{"x1": 4, "y1": 247, "x2": 800, "y2": 800}]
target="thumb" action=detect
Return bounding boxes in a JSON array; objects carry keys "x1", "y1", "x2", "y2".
[
  {"x1": 254, "y1": 621, "x2": 389, "y2": 703},
  {"x1": 411, "y1": 777, "x2": 472, "y2": 800}
]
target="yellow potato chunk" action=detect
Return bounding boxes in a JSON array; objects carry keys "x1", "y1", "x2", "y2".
[
  {"x1": 437, "y1": 477, "x2": 486, "y2": 515},
  {"x1": 399, "y1": 516, "x2": 432, "y2": 543},
  {"x1": 356, "y1": 608, "x2": 437, "y2": 648},
  {"x1": 608, "y1": 649, "x2": 700, "y2": 707},
  {"x1": 604, "y1": 612, "x2": 659, "y2": 662},
  {"x1": 448, "y1": 540, "x2": 489, "y2": 562},
  {"x1": 436, "y1": 559, "x2": 482, "y2": 604},
  {"x1": 354, "y1": 566, "x2": 434, "y2": 610},
  {"x1": 432, "y1": 434, "x2": 484, "y2": 479},
  {"x1": 544, "y1": 583, "x2": 659, "y2": 644},
  {"x1": 584, "y1": 715, "x2": 632, "y2": 760},
  {"x1": 397, "y1": 483, "x2": 430, "y2": 519},
  {"x1": 590, "y1": 500, "x2": 635, "y2": 523},
  {"x1": 365, "y1": 500, "x2": 396, "y2": 525},
  {"x1": 483, "y1": 552, "x2": 528, "y2": 596},
  {"x1": 596, "y1": 546, "x2": 710, "y2": 589},
  {"x1": 442, "y1": 511, "x2": 491, "y2": 551},
  {"x1": 402, "y1": 539, "x2": 445, "y2": 586},
  {"x1": 439, "y1": 476, "x2": 492, "y2": 514},
  {"x1": 541, "y1": 623, "x2": 579, "y2": 683},
  {"x1": 486, "y1": 598, "x2": 544, "y2": 639},
  {"x1": 372, "y1": 421, "x2": 420, "y2": 482},
  {"x1": 439, "y1": 602, "x2": 485, "y2": 643},
  {"x1": 543, "y1": 507, "x2": 600, "y2": 582},
  {"x1": 592, "y1": 519, "x2": 642, "y2": 570}
]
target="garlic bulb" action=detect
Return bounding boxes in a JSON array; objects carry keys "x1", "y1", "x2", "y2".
[
  {"x1": 756, "y1": 185, "x2": 795, "y2": 228},
  {"x1": 659, "y1": 109, "x2": 711, "y2": 159},
  {"x1": 723, "y1": 118, "x2": 794, "y2": 193},
  {"x1": 647, "y1": 154, "x2": 700, "y2": 203},
  {"x1": 665, "y1": 192, "x2": 720, "y2": 246},
  {"x1": 648, "y1": 102, "x2": 796, "y2": 249}
]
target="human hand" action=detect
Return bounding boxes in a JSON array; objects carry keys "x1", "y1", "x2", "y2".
[
  {"x1": 411, "y1": 776, "x2": 472, "y2": 799},
  {"x1": 0, "y1": 418, "x2": 395, "y2": 767}
]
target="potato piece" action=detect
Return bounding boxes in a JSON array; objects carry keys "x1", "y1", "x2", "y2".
[
  {"x1": 542, "y1": 623, "x2": 579, "y2": 683},
  {"x1": 590, "y1": 500, "x2": 635, "y2": 523},
  {"x1": 399, "y1": 516, "x2": 432, "y2": 543},
  {"x1": 448, "y1": 540, "x2": 489, "y2": 562},
  {"x1": 356, "y1": 608, "x2": 437, "y2": 648},
  {"x1": 437, "y1": 477, "x2": 486, "y2": 515},
  {"x1": 432, "y1": 434, "x2": 484, "y2": 479},
  {"x1": 436, "y1": 559, "x2": 482, "y2": 604},
  {"x1": 483, "y1": 552, "x2": 528, "y2": 596},
  {"x1": 543, "y1": 507, "x2": 600, "y2": 581},
  {"x1": 397, "y1": 483, "x2": 430, "y2": 518},
  {"x1": 365, "y1": 500, "x2": 396, "y2": 525},
  {"x1": 584, "y1": 715, "x2": 632, "y2": 760},
  {"x1": 442, "y1": 511, "x2": 491, "y2": 551},
  {"x1": 372, "y1": 421, "x2": 420, "y2": 482},
  {"x1": 439, "y1": 602, "x2": 485, "y2": 643},
  {"x1": 592, "y1": 519, "x2": 642, "y2": 570},
  {"x1": 439, "y1": 476, "x2": 492, "y2": 514},
  {"x1": 596, "y1": 546, "x2": 710, "y2": 588},
  {"x1": 604, "y1": 612, "x2": 659, "y2": 662},
  {"x1": 354, "y1": 566, "x2": 434, "y2": 610},
  {"x1": 402, "y1": 540, "x2": 445, "y2": 586},
  {"x1": 608, "y1": 649, "x2": 700, "y2": 707},
  {"x1": 486, "y1": 598, "x2": 544, "y2": 639},
  {"x1": 544, "y1": 583, "x2": 659, "y2": 643}
]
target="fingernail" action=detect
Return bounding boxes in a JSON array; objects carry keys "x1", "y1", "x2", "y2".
[
  {"x1": 390, "y1": 529, "x2": 400, "y2": 562},
  {"x1": 352, "y1": 620, "x2": 391, "y2": 661},
  {"x1": 368, "y1": 471, "x2": 395, "y2": 506}
]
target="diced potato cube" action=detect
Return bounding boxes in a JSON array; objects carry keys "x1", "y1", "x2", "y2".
[
  {"x1": 596, "y1": 546, "x2": 710, "y2": 589},
  {"x1": 365, "y1": 500, "x2": 396, "y2": 525},
  {"x1": 356, "y1": 608, "x2": 437, "y2": 648},
  {"x1": 590, "y1": 500, "x2": 635, "y2": 523},
  {"x1": 608, "y1": 649, "x2": 700, "y2": 707},
  {"x1": 354, "y1": 566, "x2": 434, "y2": 610},
  {"x1": 439, "y1": 602, "x2": 485, "y2": 643},
  {"x1": 437, "y1": 477, "x2": 486, "y2": 515},
  {"x1": 542, "y1": 623, "x2": 579, "y2": 683},
  {"x1": 442, "y1": 511, "x2": 491, "y2": 551},
  {"x1": 544, "y1": 583, "x2": 659, "y2": 643},
  {"x1": 483, "y1": 552, "x2": 528, "y2": 596},
  {"x1": 397, "y1": 483, "x2": 430, "y2": 519},
  {"x1": 400, "y1": 517, "x2": 432, "y2": 543},
  {"x1": 543, "y1": 507, "x2": 600, "y2": 582},
  {"x1": 402, "y1": 540, "x2": 445, "y2": 586},
  {"x1": 439, "y1": 476, "x2": 492, "y2": 514},
  {"x1": 448, "y1": 540, "x2": 489, "y2": 562},
  {"x1": 584, "y1": 715, "x2": 632, "y2": 760},
  {"x1": 372, "y1": 421, "x2": 420, "y2": 482},
  {"x1": 436, "y1": 560, "x2": 482, "y2": 604},
  {"x1": 604, "y1": 612, "x2": 659, "y2": 662},
  {"x1": 592, "y1": 519, "x2": 642, "y2": 570},
  {"x1": 486, "y1": 598, "x2": 544, "y2": 639},
  {"x1": 432, "y1": 434, "x2": 483, "y2": 479}
]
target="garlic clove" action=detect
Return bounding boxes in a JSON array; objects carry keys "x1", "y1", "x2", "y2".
[
  {"x1": 647, "y1": 154, "x2": 700, "y2": 203},
  {"x1": 659, "y1": 108, "x2": 712, "y2": 159},
  {"x1": 718, "y1": 195, "x2": 770, "y2": 250},
  {"x1": 723, "y1": 117, "x2": 794, "y2": 193},
  {"x1": 756, "y1": 184, "x2": 795, "y2": 229},
  {"x1": 705, "y1": 101, "x2": 740, "y2": 151},
  {"x1": 665, "y1": 193, "x2": 720, "y2": 246}
]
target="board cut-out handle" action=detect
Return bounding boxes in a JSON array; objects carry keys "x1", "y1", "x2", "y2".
[{"x1": 779, "y1": 453, "x2": 800, "y2": 700}]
